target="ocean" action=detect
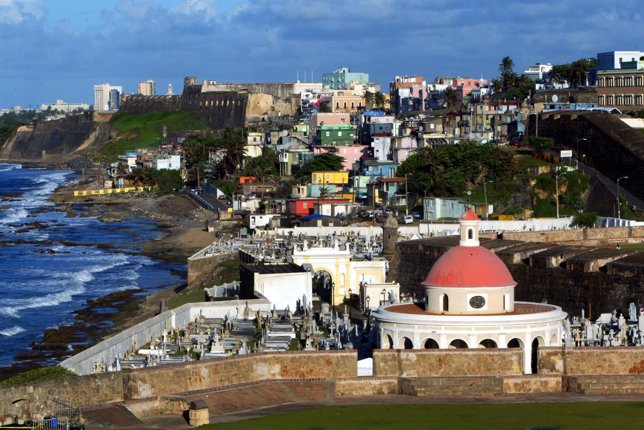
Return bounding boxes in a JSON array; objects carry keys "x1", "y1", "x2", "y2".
[{"x1": 0, "y1": 163, "x2": 183, "y2": 367}]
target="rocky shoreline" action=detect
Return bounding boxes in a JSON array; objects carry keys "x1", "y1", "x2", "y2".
[{"x1": 0, "y1": 176, "x2": 219, "y2": 381}]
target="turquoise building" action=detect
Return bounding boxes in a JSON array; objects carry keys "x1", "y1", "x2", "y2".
[{"x1": 323, "y1": 67, "x2": 369, "y2": 90}]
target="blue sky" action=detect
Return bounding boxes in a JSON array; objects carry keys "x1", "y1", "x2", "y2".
[{"x1": 1, "y1": 0, "x2": 644, "y2": 108}]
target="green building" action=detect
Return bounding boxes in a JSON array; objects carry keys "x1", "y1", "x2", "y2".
[{"x1": 316, "y1": 125, "x2": 356, "y2": 146}]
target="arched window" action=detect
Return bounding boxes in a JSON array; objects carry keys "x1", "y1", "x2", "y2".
[
  {"x1": 442, "y1": 294, "x2": 449, "y2": 312},
  {"x1": 468, "y1": 228, "x2": 473, "y2": 240}
]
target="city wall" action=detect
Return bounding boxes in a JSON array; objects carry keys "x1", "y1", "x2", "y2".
[
  {"x1": 530, "y1": 111, "x2": 644, "y2": 202},
  {"x1": 123, "y1": 350, "x2": 356, "y2": 399},
  {"x1": 4, "y1": 348, "x2": 644, "y2": 418},
  {"x1": 539, "y1": 347, "x2": 644, "y2": 375},
  {"x1": 372, "y1": 349, "x2": 523, "y2": 377},
  {"x1": 393, "y1": 230, "x2": 644, "y2": 313},
  {"x1": 499, "y1": 225, "x2": 644, "y2": 245}
]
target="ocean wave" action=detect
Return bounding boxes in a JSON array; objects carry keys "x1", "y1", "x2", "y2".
[
  {"x1": 0, "y1": 253, "x2": 135, "y2": 318},
  {"x1": 0, "y1": 326, "x2": 25, "y2": 337},
  {"x1": 0, "y1": 207, "x2": 29, "y2": 225},
  {"x1": 0, "y1": 163, "x2": 22, "y2": 172}
]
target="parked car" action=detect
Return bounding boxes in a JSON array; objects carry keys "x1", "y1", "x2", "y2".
[{"x1": 398, "y1": 215, "x2": 414, "y2": 224}]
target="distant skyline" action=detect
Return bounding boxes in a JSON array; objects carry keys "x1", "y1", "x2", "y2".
[{"x1": 2, "y1": 0, "x2": 644, "y2": 108}]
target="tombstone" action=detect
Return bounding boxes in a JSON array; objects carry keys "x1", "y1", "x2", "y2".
[{"x1": 629, "y1": 303, "x2": 638, "y2": 322}]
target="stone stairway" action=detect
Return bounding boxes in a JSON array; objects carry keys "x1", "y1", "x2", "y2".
[
  {"x1": 565, "y1": 374, "x2": 644, "y2": 395},
  {"x1": 183, "y1": 378, "x2": 333, "y2": 415},
  {"x1": 400, "y1": 376, "x2": 504, "y2": 398},
  {"x1": 83, "y1": 404, "x2": 144, "y2": 428}
]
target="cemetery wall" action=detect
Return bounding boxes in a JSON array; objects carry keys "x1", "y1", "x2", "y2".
[
  {"x1": 539, "y1": 347, "x2": 644, "y2": 375},
  {"x1": 372, "y1": 349, "x2": 523, "y2": 377},
  {"x1": 187, "y1": 250, "x2": 237, "y2": 284},
  {"x1": 123, "y1": 351, "x2": 357, "y2": 399},
  {"x1": 0, "y1": 372, "x2": 123, "y2": 418}
]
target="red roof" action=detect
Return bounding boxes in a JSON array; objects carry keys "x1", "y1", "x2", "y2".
[
  {"x1": 460, "y1": 208, "x2": 479, "y2": 221},
  {"x1": 422, "y1": 246, "x2": 516, "y2": 288}
]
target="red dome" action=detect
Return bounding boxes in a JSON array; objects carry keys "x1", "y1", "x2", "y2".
[
  {"x1": 460, "y1": 209, "x2": 479, "y2": 221},
  {"x1": 422, "y1": 246, "x2": 516, "y2": 288}
]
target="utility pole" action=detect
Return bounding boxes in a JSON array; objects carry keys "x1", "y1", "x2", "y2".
[
  {"x1": 483, "y1": 180, "x2": 492, "y2": 220},
  {"x1": 555, "y1": 169, "x2": 566, "y2": 219},
  {"x1": 617, "y1": 176, "x2": 629, "y2": 222}
]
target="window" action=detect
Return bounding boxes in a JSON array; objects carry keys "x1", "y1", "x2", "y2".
[
  {"x1": 442, "y1": 294, "x2": 449, "y2": 312},
  {"x1": 636, "y1": 95, "x2": 643, "y2": 106},
  {"x1": 338, "y1": 131, "x2": 342, "y2": 136},
  {"x1": 607, "y1": 95, "x2": 614, "y2": 105},
  {"x1": 636, "y1": 76, "x2": 643, "y2": 86},
  {"x1": 468, "y1": 228, "x2": 473, "y2": 239},
  {"x1": 597, "y1": 78, "x2": 605, "y2": 87},
  {"x1": 617, "y1": 95, "x2": 623, "y2": 105},
  {"x1": 625, "y1": 95, "x2": 633, "y2": 106},
  {"x1": 598, "y1": 95, "x2": 605, "y2": 106}
]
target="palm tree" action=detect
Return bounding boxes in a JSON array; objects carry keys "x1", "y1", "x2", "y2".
[
  {"x1": 499, "y1": 56, "x2": 515, "y2": 92},
  {"x1": 365, "y1": 91, "x2": 375, "y2": 110},
  {"x1": 374, "y1": 91, "x2": 385, "y2": 110}
]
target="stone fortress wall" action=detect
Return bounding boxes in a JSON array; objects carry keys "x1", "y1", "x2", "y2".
[
  {"x1": 391, "y1": 227, "x2": 644, "y2": 315},
  {"x1": 120, "y1": 78, "x2": 300, "y2": 130},
  {"x1": 3, "y1": 348, "x2": 644, "y2": 418}
]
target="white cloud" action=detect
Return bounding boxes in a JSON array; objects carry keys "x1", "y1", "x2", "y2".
[
  {"x1": 171, "y1": 0, "x2": 218, "y2": 20},
  {"x1": 0, "y1": 0, "x2": 43, "y2": 24}
]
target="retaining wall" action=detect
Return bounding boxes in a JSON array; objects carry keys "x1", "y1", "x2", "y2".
[
  {"x1": 539, "y1": 347, "x2": 644, "y2": 375},
  {"x1": 372, "y1": 349, "x2": 523, "y2": 377},
  {"x1": 123, "y1": 351, "x2": 356, "y2": 399}
]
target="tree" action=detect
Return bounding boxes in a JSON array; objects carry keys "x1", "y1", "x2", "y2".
[
  {"x1": 527, "y1": 136, "x2": 554, "y2": 153},
  {"x1": 499, "y1": 56, "x2": 515, "y2": 92},
  {"x1": 445, "y1": 87, "x2": 459, "y2": 110},
  {"x1": 364, "y1": 91, "x2": 375, "y2": 110},
  {"x1": 374, "y1": 91, "x2": 386, "y2": 110},
  {"x1": 297, "y1": 153, "x2": 345, "y2": 179}
]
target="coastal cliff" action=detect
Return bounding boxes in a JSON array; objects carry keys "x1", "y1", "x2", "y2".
[{"x1": 0, "y1": 113, "x2": 109, "y2": 163}]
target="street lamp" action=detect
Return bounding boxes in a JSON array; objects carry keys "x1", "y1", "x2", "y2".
[
  {"x1": 405, "y1": 173, "x2": 409, "y2": 216},
  {"x1": 617, "y1": 176, "x2": 629, "y2": 221},
  {"x1": 576, "y1": 138, "x2": 587, "y2": 170},
  {"x1": 483, "y1": 180, "x2": 493, "y2": 220},
  {"x1": 555, "y1": 169, "x2": 567, "y2": 219},
  {"x1": 381, "y1": 288, "x2": 387, "y2": 307}
]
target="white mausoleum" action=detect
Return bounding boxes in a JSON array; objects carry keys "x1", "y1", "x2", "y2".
[{"x1": 373, "y1": 209, "x2": 567, "y2": 374}]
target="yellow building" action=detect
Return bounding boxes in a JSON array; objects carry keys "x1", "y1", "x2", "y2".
[{"x1": 311, "y1": 171, "x2": 349, "y2": 185}]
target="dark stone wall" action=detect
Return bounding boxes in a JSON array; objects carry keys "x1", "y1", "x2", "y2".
[
  {"x1": 528, "y1": 111, "x2": 644, "y2": 201},
  {"x1": 120, "y1": 90, "x2": 249, "y2": 130},
  {"x1": 394, "y1": 238, "x2": 644, "y2": 316}
]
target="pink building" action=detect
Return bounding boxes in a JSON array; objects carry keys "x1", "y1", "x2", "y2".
[
  {"x1": 313, "y1": 145, "x2": 368, "y2": 171},
  {"x1": 309, "y1": 112, "x2": 351, "y2": 142},
  {"x1": 452, "y1": 77, "x2": 489, "y2": 99}
]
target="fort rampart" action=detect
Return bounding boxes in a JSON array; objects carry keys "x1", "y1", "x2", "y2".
[{"x1": 3, "y1": 348, "x2": 644, "y2": 418}]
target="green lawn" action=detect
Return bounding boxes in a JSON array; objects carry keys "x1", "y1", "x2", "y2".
[
  {"x1": 199, "y1": 402, "x2": 644, "y2": 430},
  {"x1": 100, "y1": 110, "x2": 208, "y2": 157}
]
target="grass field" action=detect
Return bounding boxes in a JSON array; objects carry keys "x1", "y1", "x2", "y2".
[
  {"x1": 199, "y1": 402, "x2": 644, "y2": 430},
  {"x1": 100, "y1": 110, "x2": 207, "y2": 157}
]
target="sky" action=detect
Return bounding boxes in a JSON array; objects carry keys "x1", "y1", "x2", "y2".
[{"x1": 1, "y1": 0, "x2": 644, "y2": 108}]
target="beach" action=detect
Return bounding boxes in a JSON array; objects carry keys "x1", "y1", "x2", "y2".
[{"x1": 0, "y1": 166, "x2": 222, "y2": 380}]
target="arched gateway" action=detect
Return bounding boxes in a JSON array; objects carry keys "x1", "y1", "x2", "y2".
[{"x1": 372, "y1": 209, "x2": 567, "y2": 374}]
